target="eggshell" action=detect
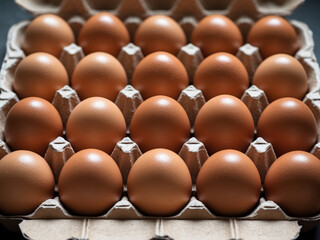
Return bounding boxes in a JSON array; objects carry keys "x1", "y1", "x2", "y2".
[
  {"x1": 257, "y1": 98, "x2": 317, "y2": 156},
  {"x1": 78, "y1": 12, "x2": 130, "y2": 56},
  {"x1": 264, "y1": 151, "x2": 320, "y2": 217},
  {"x1": 194, "y1": 95, "x2": 254, "y2": 155},
  {"x1": 191, "y1": 15, "x2": 243, "y2": 57},
  {"x1": 4, "y1": 97, "x2": 63, "y2": 156},
  {"x1": 58, "y1": 149, "x2": 123, "y2": 216},
  {"x1": 131, "y1": 51, "x2": 189, "y2": 99},
  {"x1": 134, "y1": 15, "x2": 187, "y2": 55},
  {"x1": 127, "y1": 148, "x2": 192, "y2": 216},
  {"x1": 194, "y1": 52, "x2": 249, "y2": 100},
  {"x1": 22, "y1": 14, "x2": 75, "y2": 58},
  {"x1": 196, "y1": 149, "x2": 261, "y2": 216},
  {"x1": 66, "y1": 97, "x2": 126, "y2": 154},
  {"x1": 252, "y1": 54, "x2": 308, "y2": 102},
  {"x1": 0, "y1": 150, "x2": 55, "y2": 215},
  {"x1": 247, "y1": 15, "x2": 299, "y2": 59},
  {"x1": 71, "y1": 52, "x2": 127, "y2": 101},
  {"x1": 13, "y1": 52, "x2": 69, "y2": 102},
  {"x1": 129, "y1": 96, "x2": 190, "y2": 153}
]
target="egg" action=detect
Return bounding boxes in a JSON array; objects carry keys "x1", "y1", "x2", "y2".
[
  {"x1": 131, "y1": 51, "x2": 189, "y2": 99},
  {"x1": 191, "y1": 15, "x2": 243, "y2": 57},
  {"x1": 252, "y1": 54, "x2": 308, "y2": 102},
  {"x1": 247, "y1": 15, "x2": 299, "y2": 59},
  {"x1": 196, "y1": 149, "x2": 261, "y2": 216},
  {"x1": 0, "y1": 150, "x2": 55, "y2": 215},
  {"x1": 194, "y1": 52, "x2": 249, "y2": 100},
  {"x1": 129, "y1": 96, "x2": 190, "y2": 153},
  {"x1": 13, "y1": 52, "x2": 69, "y2": 102},
  {"x1": 134, "y1": 15, "x2": 187, "y2": 55},
  {"x1": 78, "y1": 12, "x2": 130, "y2": 56},
  {"x1": 71, "y1": 52, "x2": 127, "y2": 101},
  {"x1": 4, "y1": 97, "x2": 63, "y2": 156},
  {"x1": 264, "y1": 151, "x2": 320, "y2": 217},
  {"x1": 66, "y1": 97, "x2": 126, "y2": 154},
  {"x1": 22, "y1": 14, "x2": 75, "y2": 58},
  {"x1": 257, "y1": 98, "x2": 317, "y2": 156},
  {"x1": 58, "y1": 149, "x2": 123, "y2": 216},
  {"x1": 194, "y1": 95, "x2": 254, "y2": 155},
  {"x1": 127, "y1": 148, "x2": 192, "y2": 216}
]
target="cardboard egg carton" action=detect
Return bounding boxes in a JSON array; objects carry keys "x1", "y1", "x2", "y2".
[{"x1": 0, "y1": 0, "x2": 320, "y2": 239}]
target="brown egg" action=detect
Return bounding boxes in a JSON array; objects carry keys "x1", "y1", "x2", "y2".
[
  {"x1": 134, "y1": 15, "x2": 186, "y2": 55},
  {"x1": 78, "y1": 12, "x2": 130, "y2": 56},
  {"x1": 58, "y1": 149, "x2": 123, "y2": 216},
  {"x1": 22, "y1": 14, "x2": 74, "y2": 58},
  {"x1": 196, "y1": 150, "x2": 261, "y2": 216},
  {"x1": 0, "y1": 150, "x2": 55, "y2": 215},
  {"x1": 13, "y1": 52, "x2": 69, "y2": 102},
  {"x1": 66, "y1": 97, "x2": 126, "y2": 154},
  {"x1": 194, "y1": 95, "x2": 254, "y2": 155},
  {"x1": 247, "y1": 15, "x2": 299, "y2": 59},
  {"x1": 131, "y1": 52, "x2": 189, "y2": 99},
  {"x1": 252, "y1": 54, "x2": 308, "y2": 102},
  {"x1": 257, "y1": 98, "x2": 317, "y2": 156},
  {"x1": 264, "y1": 151, "x2": 320, "y2": 217},
  {"x1": 130, "y1": 96, "x2": 190, "y2": 153},
  {"x1": 194, "y1": 52, "x2": 249, "y2": 100},
  {"x1": 127, "y1": 148, "x2": 192, "y2": 216},
  {"x1": 4, "y1": 97, "x2": 63, "y2": 156},
  {"x1": 71, "y1": 52, "x2": 127, "y2": 101},
  {"x1": 191, "y1": 15, "x2": 243, "y2": 57}
]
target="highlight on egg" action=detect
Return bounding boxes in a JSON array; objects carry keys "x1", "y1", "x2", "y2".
[
  {"x1": 264, "y1": 151, "x2": 320, "y2": 217},
  {"x1": 4, "y1": 97, "x2": 63, "y2": 156},
  {"x1": 22, "y1": 14, "x2": 75, "y2": 58},
  {"x1": 196, "y1": 149, "x2": 261, "y2": 216},
  {"x1": 66, "y1": 97, "x2": 127, "y2": 154},
  {"x1": 58, "y1": 149, "x2": 123, "y2": 216},
  {"x1": 127, "y1": 148, "x2": 192, "y2": 216},
  {"x1": 257, "y1": 97, "x2": 317, "y2": 156},
  {"x1": 0, "y1": 150, "x2": 55, "y2": 215},
  {"x1": 71, "y1": 52, "x2": 127, "y2": 101},
  {"x1": 129, "y1": 95, "x2": 190, "y2": 153},
  {"x1": 131, "y1": 51, "x2": 189, "y2": 99},
  {"x1": 134, "y1": 15, "x2": 187, "y2": 55},
  {"x1": 13, "y1": 52, "x2": 69, "y2": 102},
  {"x1": 194, "y1": 95, "x2": 254, "y2": 155}
]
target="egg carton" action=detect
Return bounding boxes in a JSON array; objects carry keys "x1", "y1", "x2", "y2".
[{"x1": 0, "y1": 0, "x2": 320, "y2": 239}]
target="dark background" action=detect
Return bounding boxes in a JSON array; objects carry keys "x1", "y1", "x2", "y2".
[{"x1": 0, "y1": 0, "x2": 320, "y2": 239}]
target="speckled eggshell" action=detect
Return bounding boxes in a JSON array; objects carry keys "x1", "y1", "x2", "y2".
[
  {"x1": 58, "y1": 149, "x2": 123, "y2": 216},
  {"x1": 194, "y1": 95, "x2": 254, "y2": 155},
  {"x1": 13, "y1": 52, "x2": 69, "y2": 102},
  {"x1": 22, "y1": 14, "x2": 75, "y2": 58},
  {"x1": 191, "y1": 15, "x2": 243, "y2": 57},
  {"x1": 196, "y1": 149, "x2": 261, "y2": 216},
  {"x1": 66, "y1": 97, "x2": 126, "y2": 154},
  {"x1": 247, "y1": 15, "x2": 299, "y2": 59},
  {"x1": 4, "y1": 97, "x2": 63, "y2": 156},
  {"x1": 194, "y1": 52, "x2": 249, "y2": 100},
  {"x1": 264, "y1": 151, "x2": 320, "y2": 217},
  {"x1": 134, "y1": 15, "x2": 187, "y2": 56},
  {"x1": 131, "y1": 51, "x2": 189, "y2": 99},
  {"x1": 71, "y1": 52, "x2": 127, "y2": 101},
  {"x1": 129, "y1": 96, "x2": 190, "y2": 153},
  {"x1": 257, "y1": 98, "x2": 317, "y2": 156},
  {"x1": 127, "y1": 148, "x2": 192, "y2": 216},
  {"x1": 0, "y1": 150, "x2": 55, "y2": 215},
  {"x1": 78, "y1": 12, "x2": 130, "y2": 56},
  {"x1": 252, "y1": 54, "x2": 308, "y2": 102}
]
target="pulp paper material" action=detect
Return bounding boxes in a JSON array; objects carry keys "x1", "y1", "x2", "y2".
[{"x1": 19, "y1": 219, "x2": 301, "y2": 240}]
